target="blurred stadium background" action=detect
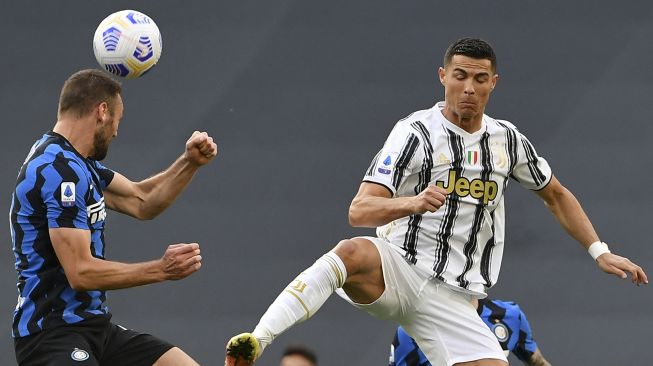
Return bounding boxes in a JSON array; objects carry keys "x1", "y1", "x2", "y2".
[{"x1": 1, "y1": 1, "x2": 651, "y2": 364}]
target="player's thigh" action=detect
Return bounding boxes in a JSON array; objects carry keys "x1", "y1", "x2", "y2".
[
  {"x1": 335, "y1": 236, "x2": 425, "y2": 320},
  {"x1": 101, "y1": 323, "x2": 177, "y2": 366},
  {"x1": 153, "y1": 347, "x2": 199, "y2": 366},
  {"x1": 15, "y1": 330, "x2": 99, "y2": 366}
]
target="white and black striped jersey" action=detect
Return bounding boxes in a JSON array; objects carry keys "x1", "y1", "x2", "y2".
[{"x1": 364, "y1": 102, "x2": 552, "y2": 296}]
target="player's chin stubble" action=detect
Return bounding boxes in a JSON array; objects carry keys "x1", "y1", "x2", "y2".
[{"x1": 90, "y1": 130, "x2": 110, "y2": 161}]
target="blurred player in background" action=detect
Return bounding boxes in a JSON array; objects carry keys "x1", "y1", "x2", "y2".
[
  {"x1": 224, "y1": 38, "x2": 647, "y2": 366},
  {"x1": 10, "y1": 69, "x2": 218, "y2": 366},
  {"x1": 390, "y1": 298, "x2": 551, "y2": 366},
  {"x1": 280, "y1": 345, "x2": 318, "y2": 366}
]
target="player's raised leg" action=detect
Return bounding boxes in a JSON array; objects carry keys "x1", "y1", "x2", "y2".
[{"x1": 224, "y1": 238, "x2": 384, "y2": 366}]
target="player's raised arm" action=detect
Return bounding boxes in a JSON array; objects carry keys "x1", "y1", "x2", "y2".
[
  {"x1": 535, "y1": 175, "x2": 648, "y2": 285},
  {"x1": 103, "y1": 131, "x2": 218, "y2": 219}
]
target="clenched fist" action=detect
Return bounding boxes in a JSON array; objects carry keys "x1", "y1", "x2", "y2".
[
  {"x1": 411, "y1": 185, "x2": 447, "y2": 214},
  {"x1": 184, "y1": 131, "x2": 218, "y2": 166},
  {"x1": 161, "y1": 243, "x2": 202, "y2": 281}
]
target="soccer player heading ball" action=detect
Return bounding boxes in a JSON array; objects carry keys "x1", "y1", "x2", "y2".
[
  {"x1": 224, "y1": 37, "x2": 647, "y2": 366},
  {"x1": 11, "y1": 69, "x2": 217, "y2": 366}
]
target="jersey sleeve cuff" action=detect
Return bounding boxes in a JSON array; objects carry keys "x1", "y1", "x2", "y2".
[
  {"x1": 362, "y1": 179, "x2": 396, "y2": 196},
  {"x1": 48, "y1": 219, "x2": 90, "y2": 230},
  {"x1": 531, "y1": 173, "x2": 553, "y2": 191}
]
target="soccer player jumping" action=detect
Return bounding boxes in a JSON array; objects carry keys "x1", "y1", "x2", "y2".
[
  {"x1": 11, "y1": 69, "x2": 217, "y2": 366},
  {"x1": 224, "y1": 38, "x2": 647, "y2": 366}
]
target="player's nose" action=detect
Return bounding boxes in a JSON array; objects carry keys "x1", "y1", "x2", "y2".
[{"x1": 463, "y1": 82, "x2": 475, "y2": 95}]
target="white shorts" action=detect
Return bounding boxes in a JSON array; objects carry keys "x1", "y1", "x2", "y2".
[{"x1": 336, "y1": 236, "x2": 507, "y2": 366}]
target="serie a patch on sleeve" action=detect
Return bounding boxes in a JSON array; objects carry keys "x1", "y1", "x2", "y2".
[
  {"x1": 378, "y1": 152, "x2": 399, "y2": 175},
  {"x1": 60, "y1": 182, "x2": 76, "y2": 207}
]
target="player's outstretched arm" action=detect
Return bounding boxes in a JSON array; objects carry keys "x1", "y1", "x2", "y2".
[
  {"x1": 349, "y1": 182, "x2": 447, "y2": 227},
  {"x1": 103, "y1": 131, "x2": 218, "y2": 220},
  {"x1": 535, "y1": 175, "x2": 648, "y2": 285},
  {"x1": 50, "y1": 227, "x2": 202, "y2": 291}
]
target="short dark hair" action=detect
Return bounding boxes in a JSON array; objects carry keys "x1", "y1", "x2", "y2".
[
  {"x1": 444, "y1": 38, "x2": 497, "y2": 73},
  {"x1": 282, "y1": 345, "x2": 317, "y2": 365},
  {"x1": 58, "y1": 69, "x2": 122, "y2": 118}
]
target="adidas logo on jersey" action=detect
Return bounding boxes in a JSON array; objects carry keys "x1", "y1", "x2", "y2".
[{"x1": 436, "y1": 170, "x2": 498, "y2": 205}]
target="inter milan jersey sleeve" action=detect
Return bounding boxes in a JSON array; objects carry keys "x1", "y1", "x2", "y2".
[
  {"x1": 40, "y1": 159, "x2": 92, "y2": 230},
  {"x1": 477, "y1": 299, "x2": 539, "y2": 361},
  {"x1": 363, "y1": 120, "x2": 426, "y2": 196},
  {"x1": 511, "y1": 305, "x2": 538, "y2": 362}
]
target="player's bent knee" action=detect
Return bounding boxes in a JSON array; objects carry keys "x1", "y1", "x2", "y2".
[
  {"x1": 332, "y1": 238, "x2": 381, "y2": 278},
  {"x1": 332, "y1": 239, "x2": 360, "y2": 262},
  {"x1": 152, "y1": 347, "x2": 199, "y2": 366}
]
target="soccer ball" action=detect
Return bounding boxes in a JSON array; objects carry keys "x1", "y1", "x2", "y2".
[{"x1": 93, "y1": 10, "x2": 162, "y2": 79}]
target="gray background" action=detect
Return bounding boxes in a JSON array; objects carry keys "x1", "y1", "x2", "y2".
[{"x1": 1, "y1": 1, "x2": 652, "y2": 365}]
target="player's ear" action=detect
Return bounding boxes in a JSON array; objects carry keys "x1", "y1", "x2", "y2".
[
  {"x1": 438, "y1": 67, "x2": 446, "y2": 86},
  {"x1": 96, "y1": 102, "x2": 110, "y2": 124},
  {"x1": 490, "y1": 73, "x2": 499, "y2": 91}
]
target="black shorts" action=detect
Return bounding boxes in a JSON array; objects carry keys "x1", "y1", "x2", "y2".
[{"x1": 14, "y1": 316, "x2": 174, "y2": 366}]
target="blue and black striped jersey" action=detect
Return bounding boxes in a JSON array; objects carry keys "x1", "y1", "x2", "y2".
[
  {"x1": 10, "y1": 131, "x2": 114, "y2": 338},
  {"x1": 390, "y1": 298, "x2": 539, "y2": 365}
]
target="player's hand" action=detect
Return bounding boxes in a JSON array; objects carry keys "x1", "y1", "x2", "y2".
[
  {"x1": 596, "y1": 252, "x2": 648, "y2": 286},
  {"x1": 411, "y1": 185, "x2": 447, "y2": 214},
  {"x1": 184, "y1": 131, "x2": 218, "y2": 166},
  {"x1": 160, "y1": 243, "x2": 202, "y2": 280}
]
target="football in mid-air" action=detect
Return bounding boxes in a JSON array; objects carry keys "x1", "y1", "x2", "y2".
[{"x1": 93, "y1": 10, "x2": 162, "y2": 79}]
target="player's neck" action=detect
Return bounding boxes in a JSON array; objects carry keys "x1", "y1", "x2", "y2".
[
  {"x1": 441, "y1": 106, "x2": 483, "y2": 134},
  {"x1": 53, "y1": 118, "x2": 95, "y2": 158}
]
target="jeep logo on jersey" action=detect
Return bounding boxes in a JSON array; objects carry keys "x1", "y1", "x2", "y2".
[
  {"x1": 435, "y1": 170, "x2": 498, "y2": 205},
  {"x1": 87, "y1": 197, "x2": 107, "y2": 224}
]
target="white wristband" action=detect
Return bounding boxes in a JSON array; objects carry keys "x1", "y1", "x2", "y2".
[{"x1": 588, "y1": 241, "x2": 610, "y2": 260}]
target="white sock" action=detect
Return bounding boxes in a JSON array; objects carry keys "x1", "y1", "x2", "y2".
[{"x1": 252, "y1": 252, "x2": 347, "y2": 351}]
